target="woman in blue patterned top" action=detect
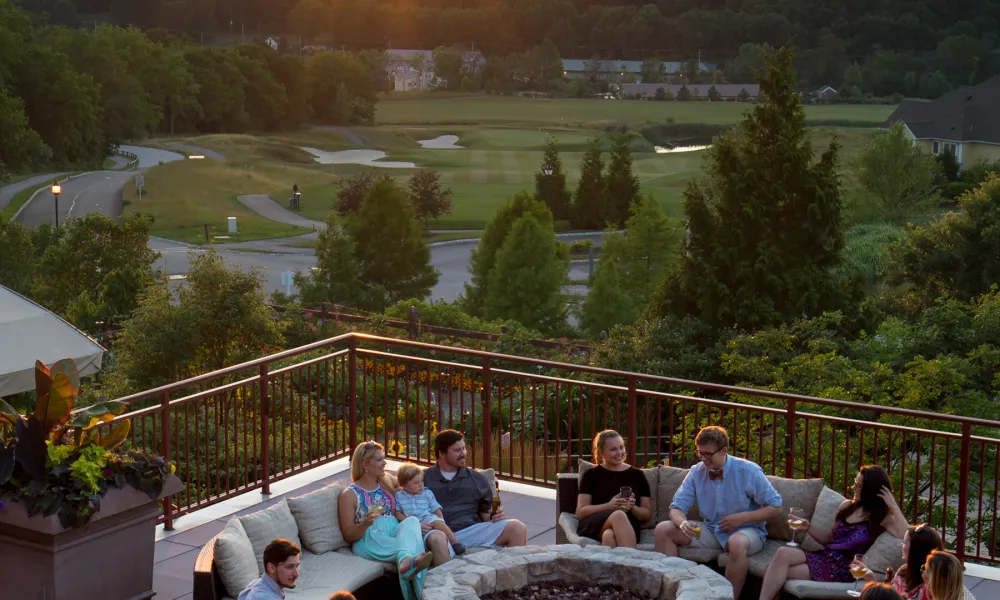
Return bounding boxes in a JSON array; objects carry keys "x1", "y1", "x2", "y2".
[{"x1": 337, "y1": 442, "x2": 433, "y2": 600}]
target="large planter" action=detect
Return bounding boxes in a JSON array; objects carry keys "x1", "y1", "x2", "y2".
[{"x1": 0, "y1": 474, "x2": 183, "y2": 600}]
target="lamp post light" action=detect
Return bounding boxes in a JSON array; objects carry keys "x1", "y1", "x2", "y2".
[
  {"x1": 51, "y1": 184, "x2": 62, "y2": 227},
  {"x1": 542, "y1": 166, "x2": 553, "y2": 210}
]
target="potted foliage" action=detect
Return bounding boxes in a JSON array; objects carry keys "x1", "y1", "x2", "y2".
[{"x1": 0, "y1": 359, "x2": 182, "y2": 600}]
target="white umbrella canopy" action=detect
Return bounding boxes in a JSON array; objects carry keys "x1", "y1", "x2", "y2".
[{"x1": 0, "y1": 285, "x2": 105, "y2": 397}]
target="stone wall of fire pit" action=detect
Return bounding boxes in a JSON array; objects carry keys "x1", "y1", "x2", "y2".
[{"x1": 420, "y1": 544, "x2": 733, "y2": 600}]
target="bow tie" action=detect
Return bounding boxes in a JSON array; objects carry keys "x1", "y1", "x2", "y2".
[{"x1": 709, "y1": 469, "x2": 724, "y2": 482}]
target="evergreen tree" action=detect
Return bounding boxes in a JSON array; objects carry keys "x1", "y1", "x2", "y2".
[
  {"x1": 348, "y1": 179, "x2": 438, "y2": 308},
  {"x1": 603, "y1": 194, "x2": 679, "y2": 308},
  {"x1": 581, "y1": 259, "x2": 637, "y2": 338},
  {"x1": 294, "y1": 211, "x2": 370, "y2": 308},
  {"x1": 652, "y1": 45, "x2": 844, "y2": 330},
  {"x1": 482, "y1": 214, "x2": 567, "y2": 333},
  {"x1": 604, "y1": 130, "x2": 641, "y2": 227},
  {"x1": 677, "y1": 84, "x2": 691, "y2": 100},
  {"x1": 462, "y1": 192, "x2": 553, "y2": 316},
  {"x1": 707, "y1": 85, "x2": 722, "y2": 101},
  {"x1": 334, "y1": 82, "x2": 352, "y2": 124},
  {"x1": 534, "y1": 136, "x2": 572, "y2": 221},
  {"x1": 572, "y1": 136, "x2": 606, "y2": 229}
]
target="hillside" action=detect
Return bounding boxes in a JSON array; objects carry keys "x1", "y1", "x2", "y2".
[{"x1": 16, "y1": 0, "x2": 1000, "y2": 96}]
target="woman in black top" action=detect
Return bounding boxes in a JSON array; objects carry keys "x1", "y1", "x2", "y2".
[{"x1": 575, "y1": 429, "x2": 653, "y2": 547}]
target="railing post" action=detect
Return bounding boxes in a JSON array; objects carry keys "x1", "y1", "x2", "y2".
[
  {"x1": 481, "y1": 358, "x2": 492, "y2": 470},
  {"x1": 160, "y1": 391, "x2": 174, "y2": 531},
  {"x1": 627, "y1": 376, "x2": 637, "y2": 463},
  {"x1": 259, "y1": 363, "x2": 271, "y2": 495},
  {"x1": 956, "y1": 422, "x2": 972, "y2": 561},
  {"x1": 408, "y1": 306, "x2": 418, "y2": 340},
  {"x1": 785, "y1": 399, "x2": 796, "y2": 478},
  {"x1": 348, "y1": 336, "x2": 358, "y2": 452}
]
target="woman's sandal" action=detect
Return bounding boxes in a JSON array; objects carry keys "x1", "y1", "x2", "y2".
[{"x1": 401, "y1": 551, "x2": 433, "y2": 581}]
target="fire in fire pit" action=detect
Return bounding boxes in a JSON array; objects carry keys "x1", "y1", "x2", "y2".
[{"x1": 481, "y1": 581, "x2": 652, "y2": 600}]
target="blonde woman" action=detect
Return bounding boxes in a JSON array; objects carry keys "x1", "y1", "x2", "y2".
[
  {"x1": 923, "y1": 551, "x2": 965, "y2": 600},
  {"x1": 575, "y1": 430, "x2": 653, "y2": 548},
  {"x1": 337, "y1": 442, "x2": 432, "y2": 600}
]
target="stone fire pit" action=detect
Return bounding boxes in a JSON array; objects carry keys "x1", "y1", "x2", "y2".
[{"x1": 420, "y1": 545, "x2": 733, "y2": 600}]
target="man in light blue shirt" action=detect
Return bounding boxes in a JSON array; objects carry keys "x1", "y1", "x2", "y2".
[
  {"x1": 238, "y1": 538, "x2": 301, "y2": 599},
  {"x1": 655, "y1": 426, "x2": 782, "y2": 599}
]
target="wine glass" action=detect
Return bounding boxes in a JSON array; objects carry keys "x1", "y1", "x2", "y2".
[
  {"x1": 367, "y1": 499, "x2": 384, "y2": 520},
  {"x1": 846, "y1": 554, "x2": 870, "y2": 597},
  {"x1": 785, "y1": 507, "x2": 804, "y2": 547}
]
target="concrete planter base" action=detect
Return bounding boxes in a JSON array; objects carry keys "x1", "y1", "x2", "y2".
[{"x1": 0, "y1": 474, "x2": 183, "y2": 600}]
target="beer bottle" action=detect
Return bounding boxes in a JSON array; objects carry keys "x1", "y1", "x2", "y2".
[
  {"x1": 491, "y1": 480, "x2": 501, "y2": 517},
  {"x1": 885, "y1": 567, "x2": 893, "y2": 583}
]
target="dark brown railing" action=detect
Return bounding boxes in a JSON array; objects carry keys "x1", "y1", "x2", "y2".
[{"x1": 85, "y1": 333, "x2": 1000, "y2": 564}]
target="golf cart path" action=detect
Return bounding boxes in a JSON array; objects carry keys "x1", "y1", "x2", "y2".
[
  {"x1": 165, "y1": 142, "x2": 225, "y2": 160},
  {"x1": 237, "y1": 195, "x2": 326, "y2": 230}
]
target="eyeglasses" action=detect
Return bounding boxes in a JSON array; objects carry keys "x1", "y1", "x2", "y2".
[{"x1": 697, "y1": 447, "x2": 726, "y2": 460}]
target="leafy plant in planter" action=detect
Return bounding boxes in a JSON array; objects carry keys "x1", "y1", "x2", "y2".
[{"x1": 0, "y1": 359, "x2": 175, "y2": 528}]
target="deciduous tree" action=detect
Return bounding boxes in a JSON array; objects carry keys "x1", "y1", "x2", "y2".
[
  {"x1": 853, "y1": 121, "x2": 940, "y2": 222},
  {"x1": 335, "y1": 171, "x2": 394, "y2": 215},
  {"x1": 407, "y1": 170, "x2": 452, "y2": 232},
  {"x1": 581, "y1": 260, "x2": 636, "y2": 338},
  {"x1": 602, "y1": 195, "x2": 679, "y2": 309}
]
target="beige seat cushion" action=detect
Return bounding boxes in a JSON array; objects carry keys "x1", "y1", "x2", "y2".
[
  {"x1": 288, "y1": 550, "x2": 384, "y2": 598},
  {"x1": 783, "y1": 580, "x2": 861, "y2": 599},
  {"x1": 214, "y1": 518, "x2": 259, "y2": 598},
  {"x1": 239, "y1": 499, "x2": 303, "y2": 574},
  {"x1": 657, "y1": 465, "x2": 700, "y2": 521},
  {"x1": 765, "y1": 476, "x2": 825, "y2": 541},
  {"x1": 286, "y1": 482, "x2": 347, "y2": 554},
  {"x1": 577, "y1": 460, "x2": 658, "y2": 529},
  {"x1": 560, "y1": 512, "x2": 719, "y2": 563}
]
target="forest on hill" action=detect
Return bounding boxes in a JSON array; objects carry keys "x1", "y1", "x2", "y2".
[{"x1": 15, "y1": 0, "x2": 1000, "y2": 94}]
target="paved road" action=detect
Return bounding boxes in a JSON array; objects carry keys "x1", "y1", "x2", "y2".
[
  {"x1": 165, "y1": 142, "x2": 225, "y2": 160},
  {"x1": 119, "y1": 145, "x2": 186, "y2": 168},
  {"x1": 313, "y1": 126, "x2": 366, "y2": 146},
  {"x1": 0, "y1": 173, "x2": 70, "y2": 213},
  {"x1": 15, "y1": 171, "x2": 132, "y2": 228}
]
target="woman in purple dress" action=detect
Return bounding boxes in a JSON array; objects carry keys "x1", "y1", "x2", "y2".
[{"x1": 758, "y1": 466, "x2": 910, "y2": 600}]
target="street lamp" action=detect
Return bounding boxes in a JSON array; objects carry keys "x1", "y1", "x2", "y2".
[{"x1": 51, "y1": 184, "x2": 62, "y2": 227}]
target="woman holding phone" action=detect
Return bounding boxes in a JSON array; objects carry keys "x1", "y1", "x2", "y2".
[{"x1": 575, "y1": 430, "x2": 653, "y2": 548}]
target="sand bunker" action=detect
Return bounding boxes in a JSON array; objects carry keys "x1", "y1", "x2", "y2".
[
  {"x1": 418, "y1": 135, "x2": 463, "y2": 149},
  {"x1": 300, "y1": 147, "x2": 416, "y2": 168},
  {"x1": 655, "y1": 145, "x2": 710, "y2": 154}
]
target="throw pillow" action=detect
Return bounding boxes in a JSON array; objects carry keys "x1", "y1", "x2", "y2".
[
  {"x1": 802, "y1": 486, "x2": 848, "y2": 551},
  {"x1": 477, "y1": 467, "x2": 496, "y2": 492},
  {"x1": 863, "y1": 531, "x2": 905, "y2": 573},
  {"x1": 765, "y1": 476, "x2": 825, "y2": 542},
  {"x1": 657, "y1": 465, "x2": 699, "y2": 521},
  {"x1": 239, "y1": 499, "x2": 303, "y2": 574},
  {"x1": 578, "y1": 459, "x2": 594, "y2": 485},
  {"x1": 214, "y1": 518, "x2": 259, "y2": 599},
  {"x1": 286, "y1": 482, "x2": 347, "y2": 554}
]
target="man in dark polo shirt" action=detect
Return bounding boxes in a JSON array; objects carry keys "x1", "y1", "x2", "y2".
[{"x1": 422, "y1": 430, "x2": 528, "y2": 563}]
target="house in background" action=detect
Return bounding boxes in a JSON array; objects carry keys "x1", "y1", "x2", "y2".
[
  {"x1": 561, "y1": 58, "x2": 715, "y2": 82},
  {"x1": 623, "y1": 82, "x2": 759, "y2": 100},
  {"x1": 386, "y1": 48, "x2": 485, "y2": 91},
  {"x1": 883, "y1": 75, "x2": 1000, "y2": 170}
]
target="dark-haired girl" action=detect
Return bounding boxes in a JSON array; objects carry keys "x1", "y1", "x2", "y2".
[{"x1": 758, "y1": 465, "x2": 909, "y2": 600}]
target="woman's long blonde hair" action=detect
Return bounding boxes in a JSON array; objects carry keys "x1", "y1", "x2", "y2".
[
  {"x1": 351, "y1": 441, "x2": 396, "y2": 493},
  {"x1": 592, "y1": 430, "x2": 623, "y2": 465},
  {"x1": 924, "y1": 551, "x2": 963, "y2": 600}
]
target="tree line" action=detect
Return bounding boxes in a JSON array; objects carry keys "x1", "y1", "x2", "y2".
[
  {"x1": 18, "y1": 0, "x2": 1000, "y2": 99},
  {"x1": 0, "y1": 0, "x2": 377, "y2": 178}
]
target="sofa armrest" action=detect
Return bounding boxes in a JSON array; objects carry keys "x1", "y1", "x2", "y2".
[
  {"x1": 194, "y1": 534, "x2": 226, "y2": 600},
  {"x1": 556, "y1": 473, "x2": 579, "y2": 517}
]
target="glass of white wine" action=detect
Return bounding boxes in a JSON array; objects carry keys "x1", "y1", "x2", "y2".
[
  {"x1": 786, "y1": 507, "x2": 806, "y2": 547},
  {"x1": 847, "y1": 554, "x2": 870, "y2": 597}
]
